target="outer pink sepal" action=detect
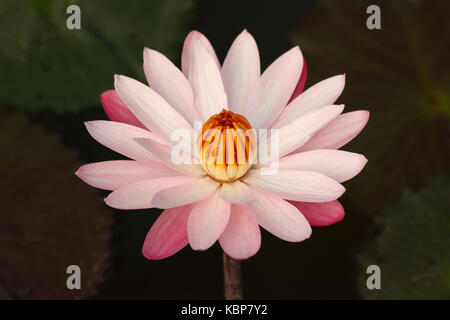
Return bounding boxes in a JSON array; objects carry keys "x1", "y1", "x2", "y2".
[
  {"x1": 288, "y1": 200, "x2": 345, "y2": 226},
  {"x1": 288, "y1": 60, "x2": 307, "y2": 103},
  {"x1": 100, "y1": 90, "x2": 146, "y2": 129},
  {"x1": 142, "y1": 204, "x2": 193, "y2": 260}
]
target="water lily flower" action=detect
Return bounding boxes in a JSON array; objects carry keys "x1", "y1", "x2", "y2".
[{"x1": 75, "y1": 30, "x2": 369, "y2": 260}]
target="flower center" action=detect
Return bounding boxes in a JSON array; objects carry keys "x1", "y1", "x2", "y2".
[{"x1": 197, "y1": 109, "x2": 256, "y2": 182}]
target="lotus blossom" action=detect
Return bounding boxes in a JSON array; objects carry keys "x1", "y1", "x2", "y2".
[{"x1": 75, "y1": 30, "x2": 369, "y2": 260}]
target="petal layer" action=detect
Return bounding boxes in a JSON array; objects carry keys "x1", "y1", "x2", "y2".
[
  {"x1": 272, "y1": 105, "x2": 344, "y2": 157},
  {"x1": 188, "y1": 190, "x2": 231, "y2": 250},
  {"x1": 84, "y1": 120, "x2": 165, "y2": 166},
  {"x1": 288, "y1": 200, "x2": 345, "y2": 226},
  {"x1": 250, "y1": 189, "x2": 311, "y2": 242},
  {"x1": 273, "y1": 74, "x2": 345, "y2": 128},
  {"x1": 115, "y1": 75, "x2": 193, "y2": 142},
  {"x1": 244, "y1": 46, "x2": 303, "y2": 128},
  {"x1": 222, "y1": 30, "x2": 260, "y2": 114},
  {"x1": 278, "y1": 150, "x2": 368, "y2": 182},
  {"x1": 245, "y1": 169, "x2": 345, "y2": 202},
  {"x1": 104, "y1": 175, "x2": 194, "y2": 210},
  {"x1": 189, "y1": 39, "x2": 228, "y2": 120},
  {"x1": 135, "y1": 137, "x2": 205, "y2": 177},
  {"x1": 151, "y1": 176, "x2": 218, "y2": 209},
  {"x1": 297, "y1": 110, "x2": 370, "y2": 152},
  {"x1": 288, "y1": 60, "x2": 308, "y2": 103},
  {"x1": 219, "y1": 205, "x2": 261, "y2": 259},
  {"x1": 143, "y1": 48, "x2": 197, "y2": 123},
  {"x1": 75, "y1": 160, "x2": 178, "y2": 191},
  {"x1": 220, "y1": 180, "x2": 255, "y2": 205},
  {"x1": 142, "y1": 204, "x2": 194, "y2": 260},
  {"x1": 100, "y1": 90, "x2": 145, "y2": 129},
  {"x1": 182, "y1": 31, "x2": 220, "y2": 77}
]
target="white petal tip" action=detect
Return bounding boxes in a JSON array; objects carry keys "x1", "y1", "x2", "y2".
[
  {"x1": 84, "y1": 121, "x2": 96, "y2": 130},
  {"x1": 190, "y1": 244, "x2": 209, "y2": 251}
]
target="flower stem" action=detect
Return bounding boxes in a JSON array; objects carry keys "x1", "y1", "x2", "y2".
[{"x1": 223, "y1": 252, "x2": 243, "y2": 300}]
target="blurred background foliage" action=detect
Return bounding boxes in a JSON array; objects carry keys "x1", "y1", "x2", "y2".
[
  {"x1": 0, "y1": 0, "x2": 449, "y2": 299},
  {"x1": 293, "y1": 0, "x2": 450, "y2": 212},
  {"x1": 0, "y1": 109, "x2": 111, "y2": 299},
  {"x1": 0, "y1": 0, "x2": 194, "y2": 112},
  {"x1": 293, "y1": 0, "x2": 450, "y2": 299},
  {"x1": 359, "y1": 175, "x2": 450, "y2": 299}
]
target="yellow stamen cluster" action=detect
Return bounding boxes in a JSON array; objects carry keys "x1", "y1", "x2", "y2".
[{"x1": 197, "y1": 109, "x2": 256, "y2": 182}]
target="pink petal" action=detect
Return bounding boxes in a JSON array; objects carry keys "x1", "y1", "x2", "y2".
[
  {"x1": 100, "y1": 90, "x2": 145, "y2": 129},
  {"x1": 104, "y1": 175, "x2": 195, "y2": 210},
  {"x1": 143, "y1": 48, "x2": 198, "y2": 123},
  {"x1": 278, "y1": 150, "x2": 368, "y2": 183},
  {"x1": 182, "y1": 30, "x2": 220, "y2": 78},
  {"x1": 188, "y1": 191, "x2": 231, "y2": 250},
  {"x1": 244, "y1": 46, "x2": 303, "y2": 129},
  {"x1": 114, "y1": 75, "x2": 193, "y2": 142},
  {"x1": 244, "y1": 169, "x2": 345, "y2": 202},
  {"x1": 142, "y1": 204, "x2": 194, "y2": 260},
  {"x1": 189, "y1": 39, "x2": 228, "y2": 120},
  {"x1": 151, "y1": 176, "x2": 218, "y2": 209},
  {"x1": 75, "y1": 160, "x2": 178, "y2": 191},
  {"x1": 249, "y1": 189, "x2": 311, "y2": 242},
  {"x1": 274, "y1": 105, "x2": 344, "y2": 157},
  {"x1": 220, "y1": 180, "x2": 255, "y2": 205},
  {"x1": 288, "y1": 60, "x2": 308, "y2": 103},
  {"x1": 288, "y1": 200, "x2": 345, "y2": 226},
  {"x1": 219, "y1": 205, "x2": 261, "y2": 260},
  {"x1": 135, "y1": 137, "x2": 205, "y2": 177},
  {"x1": 222, "y1": 29, "x2": 260, "y2": 114},
  {"x1": 272, "y1": 74, "x2": 346, "y2": 129},
  {"x1": 297, "y1": 110, "x2": 370, "y2": 152},
  {"x1": 84, "y1": 120, "x2": 166, "y2": 166}
]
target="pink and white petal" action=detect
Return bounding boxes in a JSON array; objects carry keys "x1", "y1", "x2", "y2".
[
  {"x1": 135, "y1": 137, "x2": 205, "y2": 177},
  {"x1": 142, "y1": 204, "x2": 194, "y2": 260},
  {"x1": 250, "y1": 189, "x2": 311, "y2": 242},
  {"x1": 288, "y1": 60, "x2": 308, "y2": 103},
  {"x1": 143, "y1": 48, "x2": 198, "y2": 123},
  {"x1": 84, "y1": 120, "x2": 166, "y2": 166},
  {"x1": 220, "y1": 180, "x2": 255, "y2": 205},
  {"x1": 100, "y1": 90, "x2": 145, "y2": 129},
  {"x1": 105, "y1": 175, "x2": 195, "y2": 210},
  {"x1": 244, "y1": 46, "x2": 303, "y2": 129},
  {"x1": 288, "y1": 200, "x2": 345, "y2": 226},
  {"x1": 114, "y1": 75, "x2": 193, "y2": 141},
  {"x1": 219, "y1": 205, "x2": 261, "y2": 259},
  {"x1": 244, "y1": 170, "x2": 345, "y2": 202},
  {"x1": 182, "y1": 30, "x2": 220, "y2": 78},
  {"x1": 222, "y1": 30, "x2": 260, "y2": 114},
  {"x1": 188, "y1": 190, "x2": 231, "y2": 250},
  {"x1": 272, "y1": 74, "x2": 345, "y2": 129},
  {"x1": 296, "y1": 110, "x2": 370, "y2": 152},
  {"x1": 273, "y1": 105, "x2": 344, "y2": 157},
  {"x1": 75, "y1": 160, "x2": 179, "y2": 191},
  {"x1": 152, "y1": 176, "x2": 219, "y2": 209},
  {"x1": 278, "y1": 150, "x2": 368, "y2": 183},
  {"x1": 189, "y1": 39, "x2": 228, "y2": 120}
]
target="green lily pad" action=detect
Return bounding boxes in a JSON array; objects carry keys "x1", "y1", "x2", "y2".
[
  {"x1": 0, "y1": 0, "x2": 194, "y2": 112},
  {"x1": 0, "y1": 109, "x2": 112, "y2": 299},
  {"x1": 292, "y1": 0, "x2": 450, "y2": 212},
  {"x1": 358, "y1": 176, "x2": 450, "y2": 299}
]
